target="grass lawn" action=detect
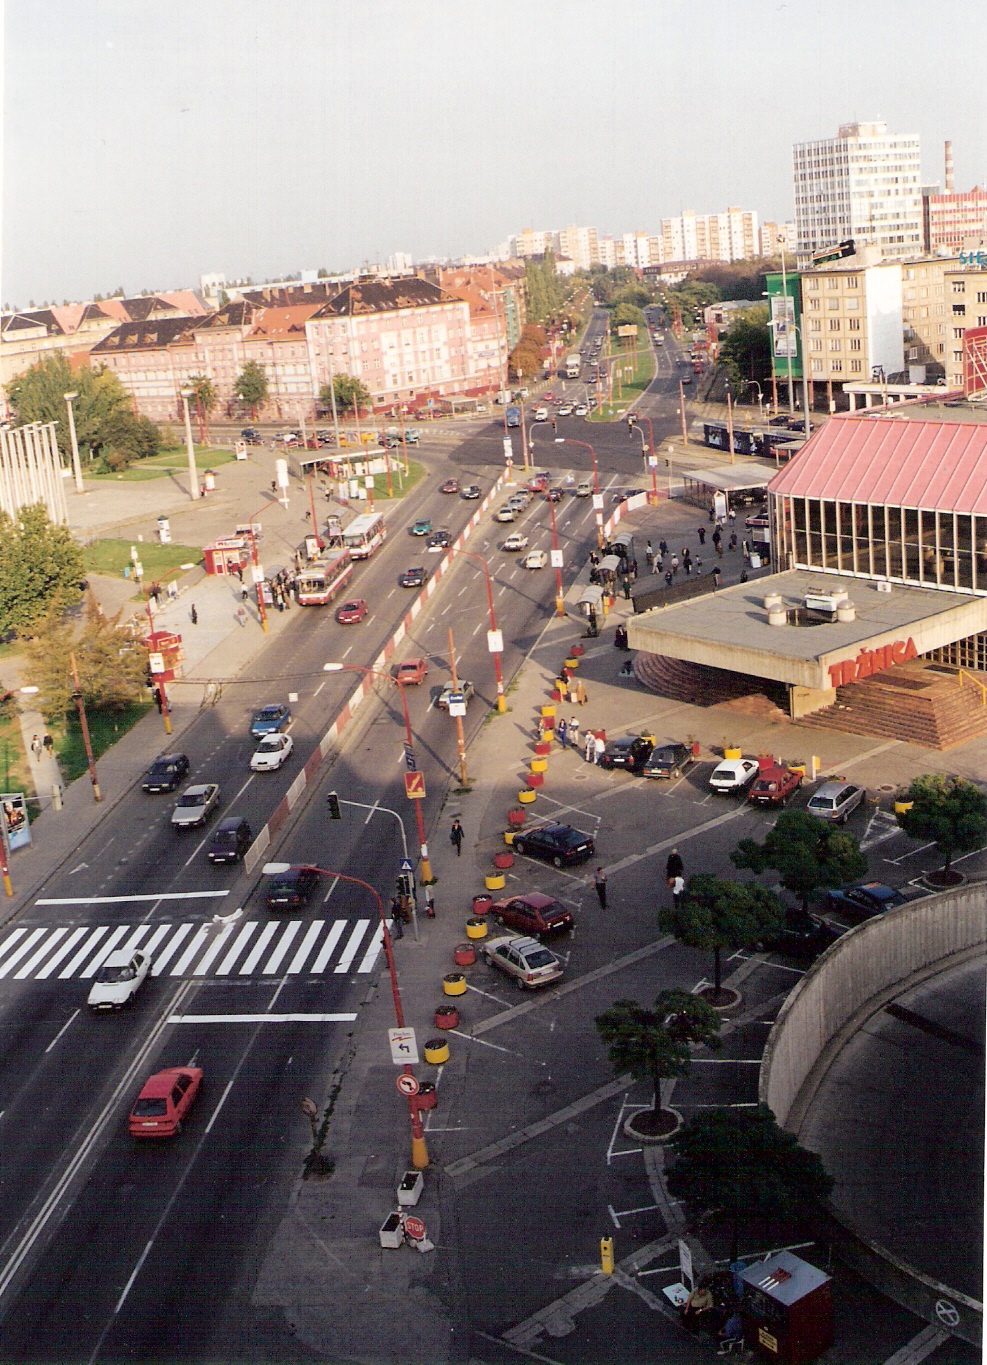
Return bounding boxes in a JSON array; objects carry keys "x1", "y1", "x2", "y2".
[
  {"x1": 53, "y1": 701, "x2": 152, "y2": 785},
  {"x1": 86, "y1": 445, "x2": 238, "y2": 482},
  {"x1": 588, "y1": 344, "x2": 656, "y2": 422},
  {"x1": 83, "y1": 540, "x2": 203, "y2": 580}
]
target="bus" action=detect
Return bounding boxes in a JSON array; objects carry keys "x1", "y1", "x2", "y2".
[
  {"x1": 296, "y1": 547, "x2": 354, "y2": 606},
  {"x1": 342, "y1": 510, "x2": 387, "y2": 560}
]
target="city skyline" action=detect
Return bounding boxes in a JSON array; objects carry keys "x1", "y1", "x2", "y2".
[{"x1": 3, "y1": 0, "x2": 985, "y2": 307}]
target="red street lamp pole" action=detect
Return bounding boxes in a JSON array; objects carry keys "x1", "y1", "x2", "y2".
[
  {"x1": 546, "y1": 493, "x2": 565, "y2": 617},
  {"x1": 263, "y1": 862, "x2": 428, "y2": 1170},
  {"x1": 447, "y1": 548, "x2": 506, "y2": 712},
  {"x1": 323, "y1": 663, "x2": 433, "y2": 882},
  {"x1": 245, "y1": 502, "x2": 271, "y2": 634},
  {"x1": 547, "y1": 435, "x2": 605, "y2": 550}
]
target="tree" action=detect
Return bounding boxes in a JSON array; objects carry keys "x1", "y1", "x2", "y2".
[
  {"x1": 612, "y1": 302, "x2": 646, "y2": 331},
  {"x1": 99, "y1": 408, "x2": 161, "y2": 471},
  {"x1": 331, "y1": 374, "x2": 371, "y2": 415},
  {"x1": 21, "y1": 594, "x2": 149, "y2": 716},
  {"x1": 185, "y1": 373, "x2": 217, "y2": 414},
  {"x1": 731, "y1": 809, "x2": 868, "y2": 913},
  {"x1": 233, "y1": 360, "x2": 269, "y2": 418},
  {"x1": 596, "y1": 990, "x2": 721, "y2": 1130},
  {"x1": 658, "y1": 874, "x2": 785, "y2": 999},
  {"x1": 666, "y1": 1104, "x2": 833, "y2": 1260},
  {"x1": 717, "y1": 305, "x2": 773, "y2": 396},
  {"x1": 896, "y1": 773, "x2": 987, "y2": 880},
  {"x1": 0, "y1": 504, "x2": 85, "y2": 637},
  {"x1": 6, "y1": 354, "x2": 134, "y2": 464}
]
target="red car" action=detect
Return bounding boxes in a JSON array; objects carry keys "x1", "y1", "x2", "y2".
[
  {"x1": 490, "y1": 892, "x2": 574, "y2": 937},
  {"x1": 336, "y1": 598, "x2": 368, "y2": 624},
  {"x1": 527, "y1": 472, "x2": 550, "y2": 493},
  {"x1": 440, "y1": 479, "x2": 460, "y2": 494},
  {"x1": 395, "y1": 657, "x2": 428, "y2": 685},
  {"x1": 129, "y1": 1066, "x2": 203, "y2": 1138},
  {"x1": 747, "y1": 765, "x2": 803, "y2": 807}
]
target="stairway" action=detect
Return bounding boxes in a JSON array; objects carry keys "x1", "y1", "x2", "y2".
[
  {"x1": 633, "y1": 651, "x2": 786, "y2": 709},
  {"x1": 797, "y1": 663, "x2": 987, "y2": 750}
]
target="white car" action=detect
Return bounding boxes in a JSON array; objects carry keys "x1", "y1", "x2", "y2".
[
  {"x1": 533, "y1": 407, "x2": 549, "y2": 422},
  {"x1": 575, "y1": 480, "x2": 593, "y2": 497},
  {"x1": 495, "y1": 505, "x2": 517, "y2": 523},
  {"x1": 524, "y1": 549, "x2": 548, "y2": 570},
  {"x1": 556, "y1": 404, "x2": 573, "y2": 417},
  {"x1": 503, "y1": 533, "x2": 529, "y2": 552},
  {"x1": 171, "y1": 783, "x2": 221, "y2": 828},
  {"x1": 87, "y1": 949, "x2": 152, "y2": 1011},
  {"x1": 708, "y1": 758, "x2": 760, "y2": 794},
  {"x1": 575, "y1": 403, "x2": 589, "y2": 416},
  {"x1": 250, "y1": 733, "x2": 294, "y2": 772},
  {"x1": 484, "y1": 935, "x2": 563, "y2": 990}
]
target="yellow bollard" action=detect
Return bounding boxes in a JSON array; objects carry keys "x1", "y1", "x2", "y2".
[{"x1": 600, "y1": 1236, "x2": 615, "y2": 1275}]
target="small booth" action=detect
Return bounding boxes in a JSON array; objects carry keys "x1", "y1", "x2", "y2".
[
  {"x1": 611, "y1": 531, "x2": 635, "y2": 563},
  {"x1": 680, "y1": 460, "x2": 776, "y2": 514},
  {"x1": 576, "y1": 584, "x2": 605, "y2": 636},
  {"x1": 143, "y1": 629, "x2": 185, "y2": 682},
  {"x1": 203, "y1": 536, "x2": 250, "y2": 577},
  {"x1": 739, "y1": 1250, "x2": 833, "y2": 1363}
]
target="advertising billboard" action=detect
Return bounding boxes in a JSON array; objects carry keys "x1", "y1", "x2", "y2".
[{"x1": 765, "y1": 273, "x2": 804, "y2": 379}]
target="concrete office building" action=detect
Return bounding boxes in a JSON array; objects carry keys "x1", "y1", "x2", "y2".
[{"x1": 794, "y1": 122, "x2": 923, "y2": 268}]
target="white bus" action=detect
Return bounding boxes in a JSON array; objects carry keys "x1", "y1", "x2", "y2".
[
  {"x1": 296, "y1": 548, "x2": 354, "y2": 606},
  {"x1": 342, "y1": 511, "x2": 386, "y2": 560}
]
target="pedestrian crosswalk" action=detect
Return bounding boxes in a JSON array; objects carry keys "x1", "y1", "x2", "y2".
[{"x1": 0, "y1": 918, "x2": 383, "y2": 983}]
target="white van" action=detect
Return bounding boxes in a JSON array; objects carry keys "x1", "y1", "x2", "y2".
[{"x1": 533, "y1": 407, "x2": 549, "y2": 422}]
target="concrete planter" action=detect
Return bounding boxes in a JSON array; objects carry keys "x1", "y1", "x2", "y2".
[
  {"x1": 434, "y1": 1004, "x2": 459, "y2": 1029},
  {"x1": 423, "y1": 1038, "x2": 450, "y2": 1065},
  {"x1": 530, "y1": 757, "x2": 548, "y2": 773},
  {"x1": 503, "y1": 830, "x2": 516, "y2": 846},
  {"x1": 517, "y1": 788, "x2": 537, "y2": 804},
  {"x1": 453, "y1": 943, "x2": 476, "y2": 967},
  {"x1": 465, "y1": 916, "x2": 489, "y2": 940},
  {"x1": 526, "y1": 771, "x2": 544, "y2": 788},
  {"x1": 471, "y1": 893, "x2": 493, "y2": 914},
  {"x1": 379, "y1": 1212, "x2": 404, "y2": 1249},
  {"x1": 507, "y1": 809, "x2": 527, "y2": 826},
  {"x1": 484, "y1": 871, "x2": 507, "y2": 889},
  {"x1": 397, "y1": 1170, "x2": 424, "y2": 1206},
  {"x1": 534, "y1": 741, "x2": 552, "y2": 756},
  {"x1": 493, "y1": 852, "x2": 514, "y2": 870},
  {"x1": 414, "y1": 1081, "x2": 437, "y2": 1111},
  {"x1": 442, "y1": 972, "x2": 467, "y2": 996},
  {"x1": 541, "y1": 704, "x2": 556, "y2": 719}
]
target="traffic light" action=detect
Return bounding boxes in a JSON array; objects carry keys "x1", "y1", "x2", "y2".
[{"x1": 326, "y1": 791, "x2": 341, "y2": 820}]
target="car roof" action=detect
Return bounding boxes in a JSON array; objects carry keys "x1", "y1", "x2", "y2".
[
  {"x1": 713, "y1": 759, "x2": 750, "y2": 772},
  {"x1": 510, "y1": 893, "x2": 558, "y2": 909},
  {"x1": 103, "y1": 948, "x2": 140, "y2": 968},
  {"x1": 255, "y1": 704, "x2": 283, "y2": 715},
  {"x1": 183, "y1": 784, "x2": 213, "y2": 797},
  {"x1": 153, "y1": 753, "x2": 186, "y2": 765},
  {"x1": 490, "y1": 935, "x2": 541, "y2": 953},
  {"x1": 139, "y1": 1067, "x2": 194, "y2": 1098},
  {"x1": 215, "y1": 816, "x2": 246, "y2": 831},
  {"x1": 813, "y1": 780, "x2": 856, "y2": 796}
]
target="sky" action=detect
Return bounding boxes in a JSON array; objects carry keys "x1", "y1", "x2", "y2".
[{"x1": 2, "y1": 0, "x2": 985, "y2": 309}]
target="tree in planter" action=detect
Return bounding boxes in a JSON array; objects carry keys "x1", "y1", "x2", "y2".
[
  {"x1": 0, "y1": 504, "x2": 85, "y2": 638},
  {"x1": 731, "y1": 809, "x2": 868, "y2": 914},
  {"x1": 896, "y1": 774, "x2": 987, "y2": 883},
  {"x1": 329, "y1": 374, "x2": 371, "y2": 416},
  {"x1": 233, "y1": 360, "x2": 269, "y2": 419},
  {"x1": 666, "y1": 1104, "x2": 833, "y2": 1261},
  {"x1": 658, "y1": 874, "x2": 785, "y2": 1001},
  {"x1": 595, "y1": 990, "x2": 721, "y2": 1134}
]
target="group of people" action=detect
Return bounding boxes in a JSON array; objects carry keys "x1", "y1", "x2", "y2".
[
  {"x1": 680, "y1": 1277, "x2": 744, "y2": 1350},
  {"x1": 29, "y1": 733, "x2": 54, "y2": 760},
  {"x1": 557, "y1": 666, "x2": 587, "y2": 706}
]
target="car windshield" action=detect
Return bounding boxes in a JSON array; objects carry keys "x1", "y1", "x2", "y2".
[
  {"x1": 271, "y1": 878, "x2": 297, "y2": 894},
  {"x1": 808, "y1": 796, "x2": 834, "y2": 809},
  {"x1": 133, "y1": 1098, "x2": 168, "y2": 1117},
  {"x1": 214, "y1": 831, "x2": 236, "y2": 846},
  {"x1": 524, "y1": 948, "x2": 556, "y2": 968},
  {"x1": 96, "y1": 964, "x2": 134, "y2": 983},
  {"x1": 258, "y1": 737, "x2": 281, "y2": 750},
  {"x1": 150, "y1": 762, "x2": 174, "y2": 775},
  {"x1": 177, "y1": 793, "x2": 204, "y2": 807}
]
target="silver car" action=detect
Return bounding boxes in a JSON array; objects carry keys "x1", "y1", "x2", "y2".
[
  {"x1": 805, "y1": 780, "x2": 865, "y2": 823},
  {"x1": 171, "y1": 783, "x2": 221, "y2": 829},
  {"x1": 483, "y1": 935, "x2": 563, "y2": 990}
]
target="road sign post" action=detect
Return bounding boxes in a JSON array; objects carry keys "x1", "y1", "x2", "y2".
[{"x1": 404, "y1": 772, "x2": 426, "y2": 800}]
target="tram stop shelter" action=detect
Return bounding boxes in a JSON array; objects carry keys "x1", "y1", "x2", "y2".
[{"x1": 681, "y1": 460, "x2": 777, "y2": 512}]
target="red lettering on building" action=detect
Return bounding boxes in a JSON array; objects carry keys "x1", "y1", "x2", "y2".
[{"x1": 828, "y1": 638, "x2": 917, "y2": 688}]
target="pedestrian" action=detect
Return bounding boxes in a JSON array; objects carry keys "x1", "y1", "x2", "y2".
[
  {"x1": 594, "y1": 867, "x2": 608, "y2": 909},
  {"x1": 683, "y1": 555, "x2": 692, "y2": 575},
  {"x1": 712, "y1": 566, "x2": 722, "y2": 588},
  {"x1": 43, "y1": 733, "x2": 53, "y2": 756},
  {"x1": 697, "y1": 526, "x2": 706, "y2": 546},
  {"x1": 424, "y1": 887, "x2": 436, "y2": 919},
  {"x1": 728, "y1": 508, "x2": 736, "y2": 524},
  {"x1": 629, "y1": 558, "x2": 638, "y2": 580},
  {"x1": 190, "y1": 603, "x2": 198, "y2": 626},
  {"x1": 742, "y1": 540, "x2": 751, "y2": 564},
  {"x1": 450, "y1": 817, "x2": 464, "y2": 856},
  {"x1": 594, "y1": 733, "x2": 605, "y2": 765},
  {"x1": 711, "y1": 527, "x2": 722, "y2": 552},
  {"x1": 664, "y1": 570, "x2": 673, "y2": 588},
  {"x1": 152, "y1": 686, "x2": 163, "y2": 714},
  {"x1": 622, "y1": 576, "x2": 632, "y2": 601},
  {"x1": 575, "y1": 678, "x2": 588, "y2": 706},
  {"x1": 568, "y1": 716, "x2": 580, "y2": 751},
  {"x1": 645, "y1": 540, "x2": 654, "y2": 569},
  {"x1": 558, "y1": 717, "x2": 568, "y2": 749},
  {"x1": 671, "y1": 555, "x2": 679, "y2": 575},
  {"x1": 236, "y1": 606, "x2": 247, "y2": 627},
  {"x1": 653, "y1": 556, "x2": 663, "y2": 577},
  {"x1": 670, "y1": 874, "x2": 686, "y2": 906},
  {"x1": 150, "y1": 581, "x2": 162, "y2": 605},
  {"x1": 585, "y1": 730, "x2": 596, "y2": 763},
  {"x1": 240, "y1": 582, "x2": 250, "y2": 601},
  {"x1": 557, "y1": 675, "x2": 568, "y2": 704},
  {"x1": 740, "y1": 569, "x2": 749, "y2": 583},
  {"x1": 30, "y1": 734, "x2": 42, "y2": 759},
  {"x1": 729, "y1": 532, "x2": 738, "y2": 552},
  {"x1": 537, "y1": 716, "x2": 547, "y2": 743},
  {"x1": 390, "y1": 896, "x2": 405, "y2": 940},
  {"x1": 659, "y1": 538, "x2": 668, "y2": 558},
  {"x1": 666, "y1": 848, "x2": 684, "y2": 881}
]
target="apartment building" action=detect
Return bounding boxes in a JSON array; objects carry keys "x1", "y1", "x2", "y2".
[
  {"x1": 760, "y1": 221, "x2": 797, "y2": 258},
  {"x1": 901, "y1": 256, "x2": 955, "y2": 377},
  {"x1": 556, "y1": 226, "x2": 599, "y2": 271},
  {"x1": 924, "y1": 186, "x2": 987, "y2": 254},
  {"x1": 657, "y1": 208, "x2": 759, "y2": 265},
  {"x1": 794, "y1": 121, "x2": 923, "y2": 267},
  {"x1": 800, "y1": 258, "x2": 904, "y2": 390},
  {"x1": 941, "y1": 264, "x2": 987, "y2": 390}
]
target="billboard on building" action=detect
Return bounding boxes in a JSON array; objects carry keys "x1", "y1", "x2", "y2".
[
  {"x1": 765, "y1": 273, "x2": 804, "y2": 379},
  {"x1": 963, "y1": 326, "x2": 987, "y2": 399}
]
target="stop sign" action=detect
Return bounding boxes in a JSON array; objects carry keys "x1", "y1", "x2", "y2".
[{"x1": 404, "y1": 1215, "x2": 426, "y2": 1241}]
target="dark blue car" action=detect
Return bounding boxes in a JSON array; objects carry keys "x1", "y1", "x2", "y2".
[{"x1": 250, "y1": 703, "x2": 291, "y2": 738}]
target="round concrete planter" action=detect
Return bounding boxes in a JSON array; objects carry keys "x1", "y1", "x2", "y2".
[
  {"x1": 571, "y1": 645, "x2": 585, "y2": 657},
  {"x1": 541, "y1": 704, "x2": 556, "y2": 719},
  {"x1": 424, "y1": 1038, "x2": 450, "y2": 1065},
  {"x1": 471, "y1": 894, "x2": 493, "y2": 915},
  {"x1": 530, "y1": 757, "x2": 548, "y2": 773},
  {"x1": 434, "y1": 1004, "x2": 459, "y2": 1029},
  {"x1": 484, "y1": 871, "x2": 507, "y2": 890},
  {"x1": 507, "y1": 809, "x2": 527, "y2": 826},
  {"x1": 526, "y1": 771, "x2": 545, "y2": 788},
  {"x1": 697, "y1": 985, "x2": 742, "y2": 1012},
  {"x1": 465, "y1": 917, "x2": 489, "y2": 940},
  {"x1": 453, "y1": 943, "x2": 476, "y2": 967},
  {"x1": 623, "y1": 1107, "x2": 683, "y2": 1143},
  {"x1": 503, "y1": 830, "x2": 516, "y2": 847},
  {"x1": 414, "y1": 1081, "x2": 437, "y2": 1111},
  {"x1": 442, "y1": 972, "x2": 467, "y2": 997},
  {"x1": 493, "y1": 852, "x2": 514, "y2": 870},
  {"x1": 517, "y1": 788, "x2": 537, "y2": 804},
  {"x1": 534, "y1": 741, "x2": 552, "y2": 757}
]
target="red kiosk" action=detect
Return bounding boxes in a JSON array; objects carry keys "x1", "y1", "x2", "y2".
[
  {"x1": 144, "y1": 630, "x2": 184, "y2": 682},
  {"x1": 203, "y1": 536, "x2": 250, "y2": 577},
  {"x1": 739, "y1": 1250, "x2": 834, "y2": 1362}
]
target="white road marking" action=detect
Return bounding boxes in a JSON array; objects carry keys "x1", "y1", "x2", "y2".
[
  {"x1": 334, "y1": 919, "x2": 371, "y2": 972},
  {"x1": 35, "y1": 892, "x2": 229, "y2": 906},
  {"x1": 44, "y1": 1008, "x2": 80, "y2": 1054},
  {"x1": 168, "y1": 1012, "x2": 358, "y2": 1024}
]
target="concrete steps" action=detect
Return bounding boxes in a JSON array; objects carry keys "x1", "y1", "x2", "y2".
[
  {"x1": 632, "y1": 651, "x2": 783, "y2": 708},
  {"x1": 797, "y1": 664, "x2": 987, "y2": 750}
]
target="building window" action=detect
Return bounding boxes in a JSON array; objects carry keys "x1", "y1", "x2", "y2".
[
  {"x1": 829, "y1": 318, "x2": 841, "y2": 330},
  {"x1": 826, "y1": 277, "x2": 839, "y2": 289},
  {"x1": 952, "y1": 280, "x2": 966, "y2": 293},
  {"x1": 848, "y1": 318, "x2": 861, "y2": 331},
  {"x1": 845, "y1": 297, "x2": 859, "y2": 310},
  {"x1": 849, "y1": 338, "x2": 862, "y2": 351},
  {"x1": 807, "y1": 297, "x2": 820, "y2": 310},
  {"x1": 850, "y1": 359, "x2": 862, "y2": 372},
  {"x1": 806, "y1": 277, "x2": 820, "y2": 290},
  {"x1": 846, "y1": 276, "x2": 858, "y2": 289},
  {"x1": 832, "y1": 360, "x2": 843, "y2": 372},
  {"x1": 952, "y1": 304, "x2": 966, "y2": 316},
  {"x1": 828, "y1": 298, "x2": 840, "y2": 309}
]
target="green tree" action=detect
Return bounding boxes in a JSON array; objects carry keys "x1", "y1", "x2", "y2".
[
  {"x1": 731, "y1": 809, "x2": 868, "y2": 913},
  {"x1": 896, "y1": 773, "x2": 987, "y2": 879},
  {"x1": 667, "y1": 1104, "x2": 833, "y2": 1260},
  {"x1": 185, "y1": 373, "x2": 217, "y2": 414},
  {"x1": 331, "y1": 374, "x2": 372, "y2": 415},
  {"x1": 22, "y1": 594, "x2": 149, "y2": 716},
  {"x1": 6, "y1": 355, "x2": 134, "y2": 465},
  {"x1": 612, "y1": 302, "x2": 646, "y2": 331},
  {"x1": 99, "y1": 408, "x2": 161, "y2": 471},
  {"x1": 233, "y1": 360, "x2": 269, "y2": 418},
  {"x1": 0, "y1": 504, "x2": 85, "y2": 637},
  {"x1": 614, "y1": 285, "x2": 652, "y2": 310},
  {"x1": 717, "y1": 305, "x2": 773, "y2": 396},
  {"x1": 658, "y1": 874, "x2": 785, "y2": 998},
  {"x1": 596, "y1": 990, "x2": 721, "y2": 1122}
]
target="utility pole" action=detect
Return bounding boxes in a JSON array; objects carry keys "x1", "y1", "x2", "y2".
[{"x1": 447, "y1": 627, "x2": 468, "y2": 787}]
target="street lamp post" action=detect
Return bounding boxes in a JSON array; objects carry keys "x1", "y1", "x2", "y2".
[
  {"x1": 179, "y1": 389, "x2": 201, "y2": 500},
  {"x1": 548, "y1": 435, "x2": 604, "y2": 549},
  {"x1": 545, "y1": 493, "x2": 566, "y2": 617},
  {"x1": 323, "y1": 663, "x2": 433, "y2": 882},
  {"x1": 446, "y1": 548, "x2": 506, "y2": 711},
  {"x1": 262, "y1": 861, "x2": 428, "y2": 1170},
  {"x1": 63, "y1": 391, "x2": 84, "y2": 493},
  {"x1": 244, "y1": 503, "x2": 271, "y2": 633}
]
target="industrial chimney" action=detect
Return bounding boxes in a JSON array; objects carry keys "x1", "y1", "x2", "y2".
[{"x1": 945, "y1": 140, "x2": 955, "y2": 193}]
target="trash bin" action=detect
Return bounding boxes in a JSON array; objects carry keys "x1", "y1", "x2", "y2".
[{"x1": 204, "y1": 471, "x2": 216, "y2": 492}]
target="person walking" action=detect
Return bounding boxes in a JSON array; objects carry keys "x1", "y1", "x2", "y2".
[
  {"x1": 712, "y1": 566, "x2": 722, "y2": 588},
  {"x1": 390, "y1": 896, "x2": 405, "y2": 940},
  {"x1": 236, "y1": 606, "x2": 248, "y2": 627},
  {"x1": 450, "y1": 818, "x2": 464, "y2": 856},
  {"x1": 729, "y1": 532, "x2": 738, "y2": 552},
  {"x1": 568, "y1": 716, "x2": 580, "y2": 751},
  {"x1": 594, "y1": 867, "x2": 608, "y2": 909},
  {"x1": 43, "y1": 733, "x2": 54, "y2": 758},
  {"x1": 30, "y1": 734, "x2": 42, "y2": 759},
  {"x1": 683, "y1": 553, "x2": 692, "y2": 576},
  {"x1": 594, "y1": 733, "x2": 605, "y2": 765},
  {"x1": 240, "y1": 581, "x2": 250, "y2": 602},
  {"x1": 622, "y1": 576, "x2": 632, "y2": 601},
  {"x1": 557, "y1": 717, "x2": 568, "y2": 749},
  {"x1": 424, "y1": 887, "x2": 436, "y2": 919},
  {"x1": 711, "y1": 527, "x2": 722, "y2": 555},
  {"x1": 152, "y1": 686, "x2": 163, "y2": 714},
  {"x1": 585, "y1": 730, "x2": 596, "y2": 763},
  {"x1": 664, "y1": 570, "x2": 673, "y2": 588},
  {"x1": 645, "y1": 541, "x2": 654, "y2": 570},
  {"x1": 574, "y1": 678, "x2": 587, "y2": 706},
  {"x1": 658, "y1": 538, "x2": 668, "y2": 559},
  {"x1": 670, "y1": 874, "x2": 686, "y2": 906},
  {"x1": 190, "y1": 603, "x2": 198, "y2": 625},
  {"x1": 697, "y1": 526, "x2": 706, "y2": 546},
  {"x1": 670, "y1": 555, "x2": 679, "y2": 575},
  {"x1": 665, "y1": 848, "x2": 684, "y2": 882}
]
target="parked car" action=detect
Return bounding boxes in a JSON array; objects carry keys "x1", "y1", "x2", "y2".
[
  {"x1": 824, "y1": 881, "x2": 906, "y2": 922},
  {"x1": 575, "y1": 403, "x2": 589, "y2": 416},
  {"x1": 427, "y1": 529, "x2": 451, "y2": 552},
  {"x1": 265, "y1": 866, "x2": 321, "y2": 911},
  {"x1": 436, "y1": 680, "x2": 475, "y2": 709},
  {"x1": 440, "y1": 479, "x2": 460, "y2": 494},
  {"x1": 240, "y1": 427, "x2": 263, "y2": 445},
  {"x1": 395, "y1": 657, "x2": 428, "y2": 686},
  {"x1": 546, "y1": 487, "x2": 564, "y2": 502},
  {"x1": 747, "y1": 765, "x2": 803, "y2": 807},
  {"x1": 708, "y1": 758, "x2": 759, "y2": 795},
  {"x1": 523, "y1": 549, "x2": 547, "y2": 570},
  {"x1": 503, "y1": 532, "x2": 529, "y2": 552},
  {"x1": 805, "y1": 780, "x2": 865, "y2": 823},
  {"x1": 643, "y1": 743, "x2": 695, "y2": 780},
  {"x1": 250, "y1": 734, "x2": 293, "y2": 772},
  {"x1": 410, "y1": 518, "x2": 432, "y2": 536},
  {"x1": 88, "y1": 949, "x2": 152, "y2": 1011},
  {"x1": 556, "y1": 403, "x2": 573, "y2": 417},
  {"x1": 460, "y1": 484, "x2": 481, "y2": 500},
  {"x1": 336, "y1": 598, "x2": 369, "y2": 624},
  {"x1": 171, "y1": 783, "x2": 221, "y2": 829},
  {"x1": 207, "y1": 816, "x2": 253, "y2": 864},
  {"x1": 600, "y1": 735, "x2": 654, "y2": 772},
  {"x1": 142, "y1": 753, "x2": 190, "y2": 794},
  {"x1": 758, "y1": 910, "x2": 844, "y2": 961},
  {"x1": 527, "y1": 473, "x2": 550, "y2": 493},
  {"x1": 250, "y1": 703, "x2": 291, "y2": 738},
  {"x1": 490, "y1": 893, "x2": 574, "y2": 937},
  {"x1": 400, "y1": 566, "x2": 428, "y2": 589},
  {"x1": 511, "y1": 823, "x2": 595, "y2": 868},
  {"x1": 483, "y1": 935, "x2": 563, "y2": 990},
  {"x1": 129, "y1": 1066, "x2": 203, "y2": 1138}
]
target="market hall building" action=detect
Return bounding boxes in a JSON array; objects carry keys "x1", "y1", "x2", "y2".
[{"x1": 628, "y1": 416, "x2": 987, "y2": 749}]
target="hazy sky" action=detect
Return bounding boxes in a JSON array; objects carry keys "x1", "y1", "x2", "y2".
[{"x1": 3, "y1": 0, "x2": 985, "y2": 308}]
